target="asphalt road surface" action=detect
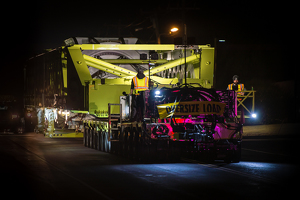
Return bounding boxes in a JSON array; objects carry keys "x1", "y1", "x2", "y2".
[{"x1": 1, "y1": 133, "x2": 299, "y2": 200}]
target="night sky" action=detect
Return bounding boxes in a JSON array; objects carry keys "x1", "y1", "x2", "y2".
[{"x1": 1, "y1": 0, "x2": 295, "y2": 97}]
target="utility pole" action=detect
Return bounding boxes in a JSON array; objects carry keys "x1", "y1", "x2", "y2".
[
  {"x1": 43, "y1": 55, "x2": 45, "y2": 107},
  {"x1": 184, "y1": 24, "x2": 187, "y2": 86},
  {"x1": 214, "y1": 38, "x2": 217, "y2": 88},
  {"x1": 151, "y1": 14, "x2": 161, "y2": 44},
  {"x1": 182, "y1": 0, "x2": 187, "y2": 86}
]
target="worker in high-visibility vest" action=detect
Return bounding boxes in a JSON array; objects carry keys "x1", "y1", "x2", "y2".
[
  {"x1": 227, "y1": 75, "x2": 245, "y2": 96},
  {"x1": 130, "y1": 68, "x2": 149, "y2": 121}
]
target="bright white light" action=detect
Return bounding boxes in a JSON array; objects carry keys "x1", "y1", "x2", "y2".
[
  {"x1": 251, "y1": 113, "x2": 257, "y2": 118},
  {"x1": 170, "y1": 27, "x2": 179, "y2": 32},
  {"x1": 155, "y1": 90, "x2": 162, "y2": 97}
]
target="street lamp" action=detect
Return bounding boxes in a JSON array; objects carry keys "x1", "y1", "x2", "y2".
[
  {"x1": 156, "y1": 27, "x2": 180, "y2": 44},
  {"x1": 170, "y1": 27, "x2": 179, "y2": 33}
]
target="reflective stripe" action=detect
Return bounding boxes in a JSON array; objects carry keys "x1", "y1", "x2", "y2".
[
  {"x1": 133, "y1": 76, "x2": 137, "y2": 88},
  {"x1": 237, "y1": 84, "x2": 244, "y2": 95},
  {"x1": 144, "y1": 77, "x2": 148, "y2": 89},
  {"x1": 238, "y1": 84, "x2": 244, "y2": 91}
]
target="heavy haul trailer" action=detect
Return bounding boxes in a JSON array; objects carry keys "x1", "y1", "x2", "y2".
[
  {"x1": 25, "y1": 37, "x2": 243, "y2": 162},
  {"x1": 84, "y1": 86, "x2": 243, "y2": 162}
]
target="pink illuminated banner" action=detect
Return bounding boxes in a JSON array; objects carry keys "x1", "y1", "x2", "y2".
[{"x1": 157, "y1": 101, "x2": 226, "y2": 119}]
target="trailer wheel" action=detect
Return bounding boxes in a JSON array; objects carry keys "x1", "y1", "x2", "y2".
[
  {"x1": 83, "y1": 123, "x2": 87, "y2": 147},
  {"x1": 99, "y1": 131, "x2": 104, "y2": 151},
  {"x1": 123, "y1": 128, "x2": 129, "y2": 157},
  {"x1": 232, "y1": 143, "x2": 241, "y2": 163},
  {"x1": 224, "y1": 156, "x2": 231, "y2": 163}
]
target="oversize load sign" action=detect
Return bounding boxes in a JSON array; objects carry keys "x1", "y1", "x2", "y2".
[{"x1": 157, "y1": 101, "x2": 226, "y2": 119}]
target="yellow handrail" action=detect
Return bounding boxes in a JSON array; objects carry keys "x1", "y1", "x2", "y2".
[{"x1": 236, "y1": 90, "x2": 256, "y2": 115}]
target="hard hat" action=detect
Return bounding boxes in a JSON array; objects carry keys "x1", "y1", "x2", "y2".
[{"x1": 233, "y1": 75, "x2": 239, "y2": 81}]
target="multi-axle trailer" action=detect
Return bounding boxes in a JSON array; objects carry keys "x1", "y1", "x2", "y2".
[
  {"x1": 83, "y1": 86, "x2": 243, "y2": 163},
  {"x1": 25, "y1": 37, "x2": 243, "y2": 162}
]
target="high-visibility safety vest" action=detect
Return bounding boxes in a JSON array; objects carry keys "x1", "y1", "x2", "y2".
[
  {"x1": 228, "y1": 83, "x2": 245, "y2": 96},
  {"x1": 132, "y1": 76, "x2": 149, "y2": 94},
  {"x1": 228, "y1": 83, "x2": 244, "y2": 91}
]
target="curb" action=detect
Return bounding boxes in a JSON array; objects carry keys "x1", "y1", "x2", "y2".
[{"x1": 243, "y1": 123, "x2": 299, "y2": 137}]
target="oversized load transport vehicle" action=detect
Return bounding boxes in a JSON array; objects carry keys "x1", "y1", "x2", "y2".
[{"x1": 25, "y1": 37, "x2": 243, "y2": 162}]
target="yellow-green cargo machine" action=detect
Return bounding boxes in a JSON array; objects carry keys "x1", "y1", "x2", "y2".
[
  {"x1": 25, "y1": 37, "x2": 244, "y2": 162},
  {"x1": 25, "y1": 37, "x2": 214, "y2": 114}
]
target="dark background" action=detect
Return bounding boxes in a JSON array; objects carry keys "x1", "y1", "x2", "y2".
[{"x1": 1, "y1": 0, "x2": 298, "y2": 123}]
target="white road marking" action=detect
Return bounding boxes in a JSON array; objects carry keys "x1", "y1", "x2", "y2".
[
  {"x1": 181, "y1": 158, "x2": 277, "y2": 184},
  {"x1": 242, "y1": 148, "x2": 291, "y2": 157}
]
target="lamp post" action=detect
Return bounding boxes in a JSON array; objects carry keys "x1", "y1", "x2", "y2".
[
  {"x1": 141, "y1": 27, "x2": 179, "y2": 89},
  {"x1": 183, "y1": 24, "x2": 187, "y2": 87},
  {"x1": 213, "y1": 38, "x2": 225, "y2": 88},
  {"x1": 171, "y1": 24, "x2": 187, "y2": 86},
  {"x1": 157, "y1": 27, "x2": 179, "y2": 44}
]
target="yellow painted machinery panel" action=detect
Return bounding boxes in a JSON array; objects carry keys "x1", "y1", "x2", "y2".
[
  {"x1": 89, "y1": 82, "x2": 130, "y2": 116},
  {"x1": 200, "y1": 48, "x2": 215, "y2": 87},
  {"x1": 68, "y1": 47, "x2": 92, "y2": 85}
]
